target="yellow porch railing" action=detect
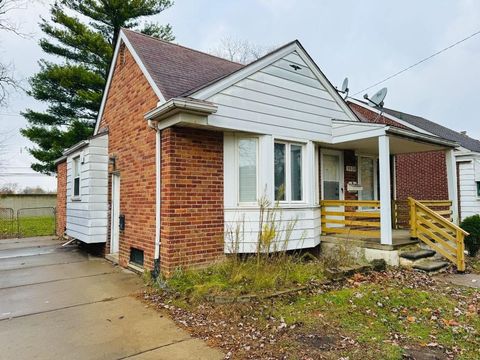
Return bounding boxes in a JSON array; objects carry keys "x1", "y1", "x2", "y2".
[
  {"x1": 320, "y1": 200, "x2": 380, "y2": 238},
  {"x1": 408, "y1": 197, "x2": 467, "y2": 272},
  {"x1": 392, "y1": 199, "x2": 453, "y2": 229}
]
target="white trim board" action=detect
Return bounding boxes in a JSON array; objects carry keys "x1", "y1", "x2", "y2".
[{"x1": 93, "y1": 30, "x2": 165, "y2": 135}]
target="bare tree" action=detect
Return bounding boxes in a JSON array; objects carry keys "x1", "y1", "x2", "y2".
[
  {"x1": 0, "y1": 0, "x2": 29, "y2": 107},
  {"x1": 210, "y1": 36, "x2": 273, "y2": 64},
  {"x1": 0, "y1": 182, "x2": 18, "y2": 194},
  {"x1": 0, "y1": 0, "x2": 28, "y2": 35}
]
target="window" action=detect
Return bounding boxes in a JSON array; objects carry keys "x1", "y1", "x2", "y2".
[
  {"x1": 477, "y1": 181, "x2": 480, "y2": 197},
  {"x1": 274, "y1": 142, "x2": 304, "y2": 202},
  {"x1": 238, "y1": 138, "x2": 257, "y2": 203},
  {"x1": 73, "y1": 157, "x2": 80, "y2": 197}
]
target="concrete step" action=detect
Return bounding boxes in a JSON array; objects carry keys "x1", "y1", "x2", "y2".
[
  {"x1": 400, "y1": 249, "x2": 436, "y2": 260},
  {"x1": 412, "y1": 259, "x2": 449, "y2": 273}
]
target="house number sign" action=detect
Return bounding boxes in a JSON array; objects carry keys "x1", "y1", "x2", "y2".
[{"x1": 346, "y1": 166, "x2": 356, "y2": 172}]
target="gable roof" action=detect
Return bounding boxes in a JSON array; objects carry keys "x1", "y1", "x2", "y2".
[
  {"x1": 95, "y1": 30, "x2": 361, "y2": 135},
  {"x1": 381, "y1": 107, "x2": 480, "y2": 153},
  {"x1": 122, "y1": 29, "x2": 244, "y2": 100}
]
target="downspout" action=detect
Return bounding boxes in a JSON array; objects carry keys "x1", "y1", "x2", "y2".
[{"x1": 149, "y1": 120, "x2": 161, "y2": 277}]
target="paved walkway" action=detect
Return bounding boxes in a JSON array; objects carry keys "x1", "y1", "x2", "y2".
[
  {"x1": 0, "y1": 236, "x2": 223, "y2": 360},
  {"x1": 439, "y1": 272, "x2": 480, "y2": 289}
]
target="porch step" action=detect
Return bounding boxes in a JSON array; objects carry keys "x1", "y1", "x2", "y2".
[
  {"x1": 400, "y1": 249, "x2": 436, "y2": 261},
  {"x1": 412, "y1": 260, "x2": 449, "y2": 273}
]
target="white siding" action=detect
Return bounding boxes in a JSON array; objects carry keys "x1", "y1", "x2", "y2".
[
  {"x1": 224, "y1": 207, "x2": 321, "y2": 253},
  {"x1": 66, "y1": 134, "x2": 109, "y2": 243},
  {"x1": 207, "y1": 51, "x2": 351, "y2": 142},
  {"x1": 459, "y1": 158, "x2": 480, "y2": 220}
]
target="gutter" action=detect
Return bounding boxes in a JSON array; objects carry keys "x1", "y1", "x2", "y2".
[
  {"x1": 147, "y1": 120, "x2": 162, "y2": 277},
  {"x1": 144, "y1": 97, "x2": 217, "y2": 122},
  {"x1": 386, "y1": 126, "x2": 458, "y2": 148}
]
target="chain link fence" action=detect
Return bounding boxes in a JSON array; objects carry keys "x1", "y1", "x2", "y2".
[
  {"x1": 0, "y1": 208, "x2": 15, "y2": 239},
  {"x1": 0, "y1": 207, "x2": 56, "y2": 238}
]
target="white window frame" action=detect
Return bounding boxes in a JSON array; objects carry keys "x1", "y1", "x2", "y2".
[
  {"x1": 72, "y1": 156, "x2": 81, "y2": 200},
  {"x1": 274, "y1": 140, "x2": 306, "y2": 204},
  {"x1": 236, "y1": 135, "x2": 259, "y2": 206}
]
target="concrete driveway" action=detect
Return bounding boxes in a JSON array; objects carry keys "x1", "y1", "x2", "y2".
[{"x1": 0, "y1": 236, "x2": 223, "y2": 360}]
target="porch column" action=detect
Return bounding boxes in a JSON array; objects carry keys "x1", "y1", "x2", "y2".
[
  {"x1": 445, "y1": 149, "x2": 459, "y2": 224},
  {"x1": 378, "y1": 135, "x2": 393, "y2": 245}
]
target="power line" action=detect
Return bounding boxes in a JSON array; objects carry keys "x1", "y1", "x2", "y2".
[{"x1": 353, "y1": 28, "x2": 480, "y2": 96}]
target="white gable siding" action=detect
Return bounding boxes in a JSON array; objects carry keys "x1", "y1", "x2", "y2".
[
  {"x1": 66, "y1": 134, "x2": 109, "y2": 243},
  {"x1": 207, "y1": 51, "x2": 351, "y2": 142},
  {"x1": 459, "y1": 158, "x2": 480, "y2": 220}
]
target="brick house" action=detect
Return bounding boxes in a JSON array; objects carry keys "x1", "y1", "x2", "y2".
[
  {"x1": 348, "y1": 99, "x2": 480, "y2": 222},
  {"x1": 55, "y1": 29, "x2": 463, "y2": 275}
]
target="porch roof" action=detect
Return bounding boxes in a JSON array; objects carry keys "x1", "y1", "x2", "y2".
[{"x1": 330, "y1": 120, "x2": 457, "y2": 154}]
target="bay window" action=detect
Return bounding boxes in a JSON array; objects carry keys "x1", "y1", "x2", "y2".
[
  {"x1": 238, "y1": 138, "x2": 258, "y2": 203},
  {"x1": 274, "y1": 141, "x2": 304, "y2": 202}
]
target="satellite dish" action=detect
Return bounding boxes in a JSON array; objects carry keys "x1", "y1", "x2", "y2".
[
  {"x1": 365, "y1": 87, "x2": 388, "y2": 107},
  {"x1": 341, "y1": 77, "x2": 349, "y2": 93}
]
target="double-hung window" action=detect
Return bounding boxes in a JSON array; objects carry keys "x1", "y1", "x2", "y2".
[
  {"x1": 73, "y1": 157, "x2": 81, "y2": 198},
  {"x1": 238, "y1": 138, "x2": 258, "y2": 203},
  {"x1": 274, "y1": 142, "x2": 304, "y2": 202}
]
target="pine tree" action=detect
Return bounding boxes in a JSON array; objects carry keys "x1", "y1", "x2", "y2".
[{"x1": 21, "y1": 0, "x2": 174, "y2": 174}]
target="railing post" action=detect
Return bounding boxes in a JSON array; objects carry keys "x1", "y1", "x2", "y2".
[
  {"x1": 409, "y1": 197, "x2": 417, "y2": 239},
  {"x1": 456, "y1": 229, "x2": 465, "y2": 272}
]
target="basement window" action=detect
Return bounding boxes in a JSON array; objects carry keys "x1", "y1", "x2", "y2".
[{"x1": 129, "y1": 248, "x2": 144, "y2": 267}]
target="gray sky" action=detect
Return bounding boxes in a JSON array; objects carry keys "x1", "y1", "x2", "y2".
[{"x1": 1, "y1": 0, "x2": 480, "y2": 191}]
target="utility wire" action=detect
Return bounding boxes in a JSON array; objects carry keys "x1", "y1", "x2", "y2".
[{"x1": 353, "y1": 28, "x2": 480, "y2": 96}]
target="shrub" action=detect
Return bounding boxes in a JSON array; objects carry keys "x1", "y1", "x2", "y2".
[{"x1": 460, "y1": 215, "x2": 480, "y2": 257}]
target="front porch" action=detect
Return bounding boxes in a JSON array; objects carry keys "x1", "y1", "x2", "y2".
[
  {"x1": 319, "y1": 198, "x2": 467, "y2": 271},
  {"x1": 319, "y1": 123, "x2": 467, "y2": 270}
]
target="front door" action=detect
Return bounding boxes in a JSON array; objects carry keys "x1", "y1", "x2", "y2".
[
  {"x1": 322, "y1": 150, "x2": 344, "y2": 201},
  {"x1": 358, "y1": 156, "x2": 377, "y2": 201},
  {"x1": 110, "y1": 174, "x2": 120, "y2": 254},
  {"x1": 321, "y1": 149, "x2": 344, "y2": 227}
]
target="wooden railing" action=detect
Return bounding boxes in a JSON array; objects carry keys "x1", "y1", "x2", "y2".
[
  {"x1": 408, "y1": 197, "x2": 467, "y2": 271},
  {"x1": 320, "y1": 200, "x2": 381, "y2": 238},
  {"x1": 393, "y1": 199, "x2": 453, "y2": 229}
]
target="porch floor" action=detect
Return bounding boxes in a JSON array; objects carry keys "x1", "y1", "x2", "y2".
[{"x1": 321, "y1": 229, "x2": 418, "y2": 251}]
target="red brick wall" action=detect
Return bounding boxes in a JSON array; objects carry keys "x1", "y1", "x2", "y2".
[
  {"x1": 160, "y1": 127, "x2": 224, "y2": 275},
  {"x1": 395, "y1": 151, "x2": 448, "y2": 200},
  {"x1": 56, "y1": 161, "x2": 67, "y2": 237},
  {"x1": 343, "y1": 150, "x2": 358, "y2": 201},
  {"x1": 98, "y1": 45, "x2": 158, "y2": 269}
]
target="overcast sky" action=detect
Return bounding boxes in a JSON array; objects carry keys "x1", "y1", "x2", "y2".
[{"x1": 1, "y1": 0, "x2": 480, "y2": 191}]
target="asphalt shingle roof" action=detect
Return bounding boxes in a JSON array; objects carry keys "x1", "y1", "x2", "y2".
[
  {"x1": 122, "y1": 29, "x2": 244, "y2": 100},
  {"x1": 381, "y1": 107, "x2": 480, "y2": 152}
]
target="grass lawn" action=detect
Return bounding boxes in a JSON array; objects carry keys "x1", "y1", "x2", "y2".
[
  {"x1": 145, "y1": 262, "x2": 480, "y2": 360},
  {"x1": 0, "y1": 216, "x2": 55, "y2": 238}
]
